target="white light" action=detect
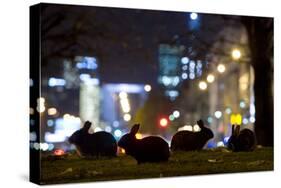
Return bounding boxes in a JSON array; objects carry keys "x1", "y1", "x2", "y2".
[
  {"x1": 162, "y1": 76, "x2": 171, "y2": 86},
  {"x1": 193, "y1": 124, "x2": 201, "y2": 132},
  {"x1": 189, "y1": 73, "x2": 195, "y2": 80},
  {"x1": 120, "y1": 98, "x2": 130, "y2": 113},
  {"x1": 190, "y1": 12, "x2": 198, "y2": 20},
  {"x1": 114, "y1": 129, "x2": 122, "y2": 137},
  {"x1": 182, "y1": 73, "x2": 188, "y2": 79},
  {"x1": 119, "y1": 92, "x2": 130, "y2": 113},
  {"x1": 243, "y1": 118, "x2": 249, "y2": 124},
  {"x1": 250, "y1": 116, "x2": 256, "y2": 123},
  {"x1": 144, "y1": 84, "x2": 152, "y2": 92},
  {"x1": 166, "y1": 90, "x2": 179, "y2": 98},
  {"x1": 47, "y1": 120, "x2": 54, "y2": 127},
  {"x1": 190, "y1": 61, "x2": 196, "y2": 69},
  {"x1": 48, "y1": 77, "x2": 66, "y2": 87},
  {"x1": 41, "y1": 143, "x2": 49, "y2": 151},
  {"x1": 33, "y1": 143, "x2": 40, "y2": 150},
  {"x1": 217, "y1": 64, "x2": 226, "y2": 73},
  {"x1": 224, "y1": 136, "x2": 230, "y2": 143},
  {"x1": 182, "y1": 65, "x2": 188, "y2": 71},
  {"x1": 123, "y1": 114, "x2": 131, "y2": 122},
  {"x1": 181, "y1": 57, "x2": 189, "y2": 64},
  {"x1": 225, "y1": 108, "x2": 232, "y2": 114},
  {"x1": 63, "y1": 113, "x2": 71, "y2": 119},
  {"x1": 199, "y1": 81, "x2": 207, "y2": 90},
  {"x1": 76, "y1": 56, "x2": 98, "y2": 70},
  {"x1": 197, "y1": 60, "x2": 202, "y2": 68},
  {"x1": 105, "y1": 126, "x2": 112, "y2": 133},
  {"x1": 80, "y1": 74, "x2": 99, "y2": 85},
  {"x1": 207, "y1": 74, "x2": 215, "y2": 83},
  {"x1": 178, "y1": 125, "x2": 193, "y2": 132},
  {"x1": 84, "y1": 78, "x2": 100, "y2": 86},
  {"x1": 36, "y1": 97, "x2": 45, "y2": 113},
  {"x1": 232, "y1": 49, "x2": 241, "y2": 60},
  {"x1": 250, "y1": 103, "x2": 255, "y2": 116},
  {"x1": 79, "y1": 74, "x2": 91, "y2": 81},
  {"x1": 48, "y1": 107, "x2": 57, "y2": 116},
  {"x1": 214, "y1": 111, "x2": 222, "y2": 119},
  {"x1": 240, "y1": 101, "x2": 246, "y2": 108},
  {"x1": 94, "y1": 127, "x2": 102, "y2": 132},
  {"x1": 172, "y1": 76, "x2": 180, "y2": 86},
  {"x1": 113, "y1": 121, "x2": 119, "y2": 127},
  {"x1": 173, "y1": 110, "x2": 180, "y2": 118},
  {"x1": 217, "y1": 141, "x2": 224, "y2": 147},
  {"x1": 119, "y1": 91, "x2": 128, "y2": 99}
]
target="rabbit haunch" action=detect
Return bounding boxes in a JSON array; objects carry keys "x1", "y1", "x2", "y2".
[
  {"x1": 118, "y1": 124, "x2": 170, "y2": 164},
  {"x1": 171, "y1": 120, "x2": 214, "y2": 151},
  {"x1": 69, "y1": 121, "x2": 117, "y2": 157},
  {"x1": 227, "y1": 124, "x2": 256, "y2": 152}
]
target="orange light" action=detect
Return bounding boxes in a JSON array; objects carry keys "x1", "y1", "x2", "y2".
[
  {"x1": 135, "y1": 133, "x2": 142, "y2": 139},
  {"x1": 159, "y1": 118, "x2": 168, "y2": 127},
  {"x1": 54, "y1": 149, "x2": 65, "y2": 156}
]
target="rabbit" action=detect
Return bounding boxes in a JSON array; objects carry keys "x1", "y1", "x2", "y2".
[
  {"x1": 118, "y1": 123, "x2": 170, "y2": 164},
  {"x1": 171, "y1": 119, "x2": 214, "y2": 151},
  {"x1": 69, "y1": 121, "x2": 117, "y2": 157},
  {"x1": 227, "y1": 124, "x2": 256, "y2": 152}
]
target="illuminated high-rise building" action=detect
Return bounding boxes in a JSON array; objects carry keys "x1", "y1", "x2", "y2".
[
  {"x1": 158, "y1": 44, "x2": 185, "y2": 100},
  {"x1": 158, "y1": 44, "x2": 204, "y2": 100},
  {"x1": 75, "y1": 56, "x2": 101, "y2": 131}
]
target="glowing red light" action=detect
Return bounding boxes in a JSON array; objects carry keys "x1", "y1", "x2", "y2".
[
  {"x1": 159, "y1": 118, "x2": 168, "y2": 127},
  {"x1": 54, "y1": 149, "x2": 65, "y2": 156}
]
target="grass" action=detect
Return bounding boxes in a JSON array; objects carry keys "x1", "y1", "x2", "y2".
[{"x1": 40, "y1": 147, "x2": 273, "y2": 185}]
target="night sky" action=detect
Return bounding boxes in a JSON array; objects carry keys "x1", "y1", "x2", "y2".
[{"x1": 41, "y1": 3, "x2": 224, "y2": 86}]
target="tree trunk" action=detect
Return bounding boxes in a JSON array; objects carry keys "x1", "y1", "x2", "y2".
[{"x1": 243, "y1": 17, "x2": 273, "y2": 146}]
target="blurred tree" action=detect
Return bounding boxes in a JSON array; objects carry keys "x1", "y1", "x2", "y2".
[
  {"x1": 242, "y1": 17, "x2": 273, "y2": 146},
  {"x1": 187, "y1": 15, "x2": 273, "y2": 146}
]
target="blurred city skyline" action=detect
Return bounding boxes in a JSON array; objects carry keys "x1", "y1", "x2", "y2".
[{"x1": 30, "y1": 3, "x2": 273, "y2": 152}]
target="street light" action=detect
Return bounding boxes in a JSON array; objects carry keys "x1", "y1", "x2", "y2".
[
  {"x1": 190, "y1": 12, "x2": 198, "y2": 20},
  {"x1": 198, "y1": 81, "x2": 207, "y2": 90},
  {"x1": 217, "y1": 64, "x2": 226, "y2": 73},
  {"x1": 144, "y1": 84, "x2": 151, "y2": 92},
  {"x1": 232, "y1": 49, "x2": 241, "y2": 60},
  {"x1": 159, "y1": 118, "x2": 168, "y2": 127},
  {"x1": 206, "y1": 74, "x2": 215, "y2": 83},
  {"x1": 123, "y1": 114, "x2": 131, "y2": 121}
]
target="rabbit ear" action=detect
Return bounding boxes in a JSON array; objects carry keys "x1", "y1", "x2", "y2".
[
  {"x1": 234, "y1": 125, "x2": 240, "y2": 136},
  {"x1": 83, "y1": 121, "x2": 92, "y2": 131},
  {"x1": 231, "y1": 125, "x2": 235, "y2": 135},
  {"x1": 130, "y1": 124, "x2": 140, "y2": 135},
  {"x1": 197, "y1": 119, "x2": 204, "y2": 128}
]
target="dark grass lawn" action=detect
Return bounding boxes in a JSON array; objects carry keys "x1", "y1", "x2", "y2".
[{"x1": 40, "y1": 147, "x2": 273, "y2": 185}]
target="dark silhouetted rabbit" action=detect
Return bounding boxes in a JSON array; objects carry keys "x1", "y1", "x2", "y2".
[
  {"x1": 118, "y1": 124, "x2": 170, "y2": 164},
  {"x1": 227, "y1": 124, "x2": 256, "y2": 152},
  {"x1": 69, "y1": 121, "x2": 117, "y2": 157},
  {"x1": 171, "y1": 120, "x2": 214, "y2": 151}
]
